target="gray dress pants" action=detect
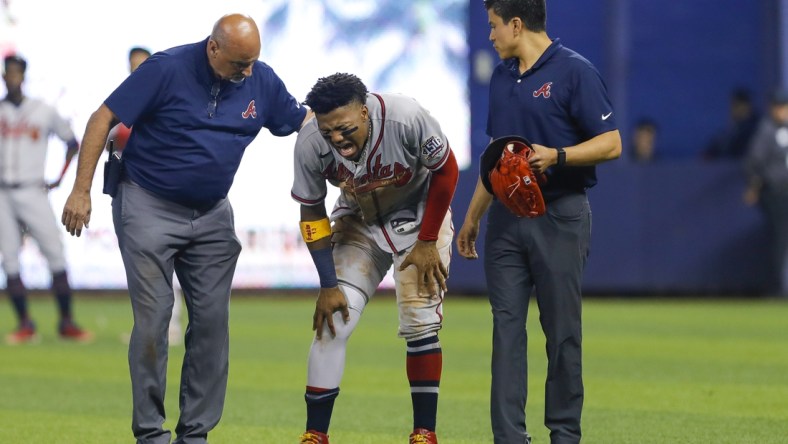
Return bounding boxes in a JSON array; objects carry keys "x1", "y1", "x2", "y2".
[
  {"x1": 113, "y1": 180, "x2": 242, "y2": 444},
  {"x1": 484, "y1": 193, "x2": 591, "y2": 444}
]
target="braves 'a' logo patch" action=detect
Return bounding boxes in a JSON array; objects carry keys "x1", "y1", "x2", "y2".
[
  {"x1": 533, "y1": 82, "x2": 553, "y2": 98},
  {"x1": 241, "y1": 100, "x2": 257, "y2": 119},
  {"x1": 420, "y1": 136, "x2": 444, "y2": 159}
]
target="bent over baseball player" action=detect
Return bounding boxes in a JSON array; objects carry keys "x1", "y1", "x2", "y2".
[
  {"x1": 0, "y1": 55, "x2": 92, "y2": 344},
  {"x1": 291, "y1": 73, "x2": 458, "y2": 444}
]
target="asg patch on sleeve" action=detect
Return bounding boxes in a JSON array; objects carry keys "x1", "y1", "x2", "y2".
[{"x1": 420, "y1": 136, "x2": 444, "y2": 159}]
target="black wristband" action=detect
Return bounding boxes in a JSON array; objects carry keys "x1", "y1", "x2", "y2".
[
  {"x1": 309, "y1": 247, "x2": 338, "y2": 288},
  {"x1": 555, "y1": 147, "x2": 566, "y2": 167}
]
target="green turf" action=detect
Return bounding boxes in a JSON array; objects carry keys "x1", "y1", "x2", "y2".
[{"x1": 1, "y1": 294, "x2": 786, "y2": 443}]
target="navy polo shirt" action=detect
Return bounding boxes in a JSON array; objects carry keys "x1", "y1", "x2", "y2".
[
  {"x1": 105, "y1": 37, "x2": 306, "y2": 208},
  {"x1": 484, "y1": 39, "x2": 617, "y2": 200}
]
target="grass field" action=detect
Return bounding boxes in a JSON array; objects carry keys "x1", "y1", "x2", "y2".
[{"x1": 1, "y1": 294, "x2": 786, "y2": 443}]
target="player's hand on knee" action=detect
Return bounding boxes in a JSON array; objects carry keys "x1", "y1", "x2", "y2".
[
  {"x1": 313, "y1": 287, "x2": 350, "y2": 339},
  {"x1": 399, "y1": 240, "x2": 448, "y2": 296},
  {"x1": 422, "y1": 261, "x2": 448, "y2": 296}
]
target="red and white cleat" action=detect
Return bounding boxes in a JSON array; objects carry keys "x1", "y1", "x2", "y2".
[
  {"x1": 299, "y1": 430, "x2": 329, "y2": 444},
  {"x1": 58, "y1": 320, "x2": 94, "y2": 343},
  {"x1": 409, "y1": 428, "x2": 438, "y2": 444},
  {"x1": 5, "y1": 321, "x2": 39, "y2": 345}
]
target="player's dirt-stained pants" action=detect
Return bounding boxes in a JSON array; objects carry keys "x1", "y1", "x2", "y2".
[
  {"x1": 306, "y1": 211, "x2": 453, "y2": 389},
  {"x1": 0, "y1": 184, "x2": 67, "y2": 276},
  {"x1": 113, "y1": 180, "x2": 241, "y2": 444},
  {"x1": 484, "y1": 193, "x2": 591, "y2": 444}
]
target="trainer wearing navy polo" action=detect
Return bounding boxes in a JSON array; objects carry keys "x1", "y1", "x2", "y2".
[
  {"x1": 62, "y1": 14, "x2": 311, "y2": 444},
  {"x1": 457, "y1": 1, "x2": 621, "y2": 444}
]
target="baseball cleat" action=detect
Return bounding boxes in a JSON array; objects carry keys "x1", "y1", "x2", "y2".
[
  {"x1": 58, "y1": 320, "x2": 94, "y2": 343},
  {"x1": 409, "y1": 428, "x2": 438, "y2": 444},
  {"x1": 5, "y1": 321, "x2": 39, "y2": 345},
  {"x1": 299, "y1": 430, "x2": 329, "y2": 443}
]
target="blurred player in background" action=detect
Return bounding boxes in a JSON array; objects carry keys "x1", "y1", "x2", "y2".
[
  {"x1": 128, "y1": 46, "x2": 150, "y2": 74},
  {"x1": 0, "y1": 54, "x2": 93, "y2": 344},
  {"x1": 111, "y1": 46, "x2": 184, "y2": 346},
  {"x1": 291, "y1": 73, "x2": 458, "y2": 444},
  {"x1": 456, "y1": 1, "x2": 621, "y2": 443}
]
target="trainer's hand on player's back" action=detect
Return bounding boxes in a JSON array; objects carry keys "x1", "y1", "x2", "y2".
[
  {"x1": 399, "y1": 240, "x2": 448, "y2": 295},
  {"x1": 313, "y1": 287, "x2": 350, "y2": 339},
  {"x1": 61, "y1": 190, "x2": 92, "y2": 237}
]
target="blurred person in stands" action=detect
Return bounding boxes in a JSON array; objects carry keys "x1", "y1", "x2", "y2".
[
  {"x1": 0, "y1": 54, "x2": 93, "y2": 344},
  {"x1": 743, "y1": 88, "x2": 788, "y2": 297},
  {"x1": 704, "y1": 87, "x2": 760, "y2": 159},
  {"x1": 629, "y1": 118, "x2": 659, "y2": 163}
]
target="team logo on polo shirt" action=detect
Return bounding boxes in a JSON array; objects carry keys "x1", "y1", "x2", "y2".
[
  {"x1": 533, "y1": 82, "x2": 553, "y2": 98},
  {"x1": 242, "y1": 100, "x2": 257, "y2": 119},
  {"x1": 420, "y1": 136, "x2": 444, "y2": 159}
]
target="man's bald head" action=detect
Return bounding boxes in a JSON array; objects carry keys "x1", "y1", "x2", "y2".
[
  {"x1": 211, "y1": 14, "x2": 260, "y2": 50},
  {"x1": 207, "y1": 14, "x2": 261, "y2": 83}
]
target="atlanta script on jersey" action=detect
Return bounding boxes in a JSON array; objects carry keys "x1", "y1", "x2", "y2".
[{"x1": 0, "y1": 98, "x2": 75, "y2": 185}]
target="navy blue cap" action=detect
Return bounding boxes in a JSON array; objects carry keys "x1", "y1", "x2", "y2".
[{"x1": 479, "y1": 135, "x2": 533, "y2": 194}]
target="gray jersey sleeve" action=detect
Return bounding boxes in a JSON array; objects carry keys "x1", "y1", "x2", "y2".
[
  {"x1": 291, "y1": 121, "x2": 330, "y2": 206},
  {"x1": 389, "y1": 94, "x2": 452, "y2": 171},
  {"x1": 50, "y1": 106, "x2": 76, "y2": 143}
]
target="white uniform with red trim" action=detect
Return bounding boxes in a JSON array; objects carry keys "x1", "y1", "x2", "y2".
[
  {"x1": 0, "y1": 97, "x2": 75, "y2": 276},
  {"x1": 291, "y1": 93, "x2": 453, "y2": 339}
]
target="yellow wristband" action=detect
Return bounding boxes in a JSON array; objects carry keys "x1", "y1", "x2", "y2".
[{"x1": 300, "y1": 218, "x2": 332, "y2": 243}]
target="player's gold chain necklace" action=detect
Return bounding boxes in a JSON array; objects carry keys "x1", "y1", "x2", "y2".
[{"x1": 353, "y1": 118, "x2": 373, "y2": 166}]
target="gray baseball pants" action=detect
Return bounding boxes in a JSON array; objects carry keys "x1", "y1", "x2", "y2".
[
  {"x1": 113, "y1": 180, "x2": 241, "y2": 444},
  {"x1": 0, "y1": 184, "x2": 67, "y2": 276},
  {"x1": 484, "y1": 193, "x2": 591, "y2": 444}
]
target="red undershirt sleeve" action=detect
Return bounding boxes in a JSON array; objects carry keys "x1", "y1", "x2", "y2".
[{"x1": 418, "y1": 150, "x2": 459, "y2": 241}]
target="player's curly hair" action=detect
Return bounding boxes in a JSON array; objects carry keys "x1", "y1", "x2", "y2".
[
  {"x1": 483, "y1": 0, "x2": 546, "y2": 33},
  {"x1": 305, "y1": 73, "x2": 368, "y2": 115}
]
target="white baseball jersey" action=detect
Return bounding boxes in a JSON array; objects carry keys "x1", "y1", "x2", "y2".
[
  {"x1": 0, "y1": 97, "x2": 75, "y2": 276},
  {"x1": 0, "y1": 97, "x2": 75, "y2": 185},
  {"x1": 291, "y1": 93, "x2": 453, "y2": 254}
]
